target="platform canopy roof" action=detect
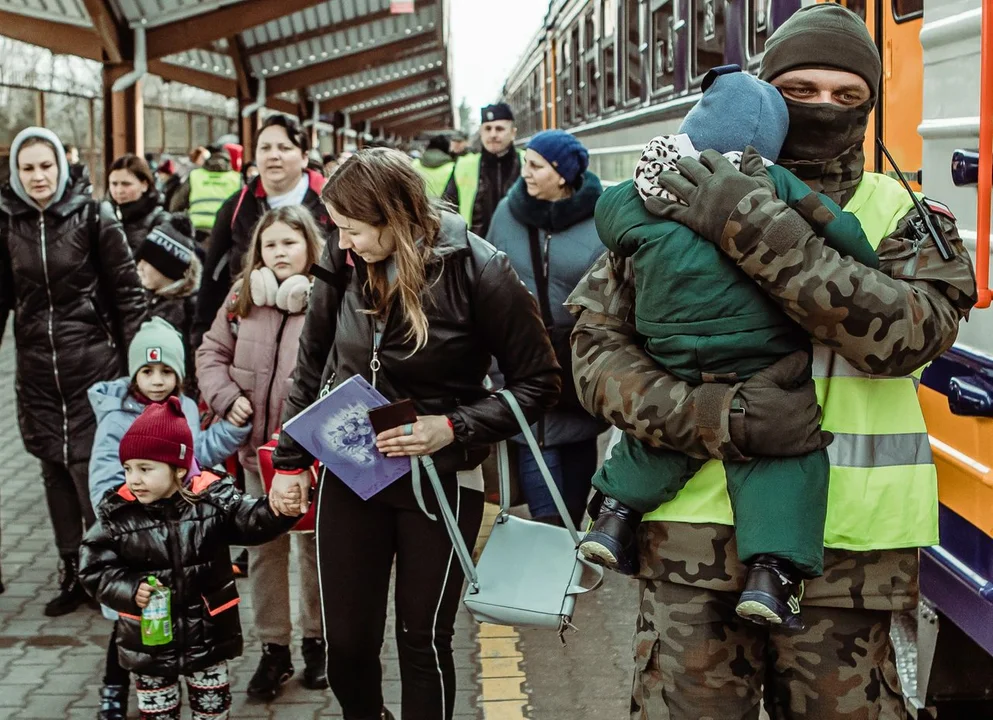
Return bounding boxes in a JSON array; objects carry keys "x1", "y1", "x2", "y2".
[{"x1": 0, "y1": 0, "x2": 453, "y2": 134}]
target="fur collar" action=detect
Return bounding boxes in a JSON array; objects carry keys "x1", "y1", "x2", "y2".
[{"x1": 506, "y1": 171, "x2": 603, "y2": 232}]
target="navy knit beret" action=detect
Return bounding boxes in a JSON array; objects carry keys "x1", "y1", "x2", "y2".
[{"x1": 526, "y1": 130, "x2": 589, "y2": 187}]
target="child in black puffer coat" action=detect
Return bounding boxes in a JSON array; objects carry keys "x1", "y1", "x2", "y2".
[{"x1": 80, "y1": 397, "x2": 299, "y2": 720}]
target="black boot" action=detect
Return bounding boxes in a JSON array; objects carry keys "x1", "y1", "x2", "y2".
[
  {"x1": 301, "y1": 637, "x2": 329, "y2": 690},
  {"x1": 247, "y1": 643, "x2": 294, "y2": 701},
  {"x1": 735, "y1": 555, "x2": 806, "y2": 631},
  {"x1": 97, "y1": 683, "x2": 128, "y2": 720},
  {"x1": 44, "y1": 554, "x2": 88, "y2": 617},
  {"x1": 578, "y1": 496, "x2": 642, "y2": 576}
]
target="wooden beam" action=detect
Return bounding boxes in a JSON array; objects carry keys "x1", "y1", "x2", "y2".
[
  {"x1": 352, "y1": 91, "x2": 445, "y2": 123},
  {"x1": 82, "y1": 0, "x2": 124, "y2": 63},
  {"x1": 386, "y1": 108, "x2": 450, "y2": 133},
  {"x1": 0, "y1": 11, "x2": 103, "y2": 60},
  {"x1": 375, "y1": 99, "x2": 450, "y2": 126},
  {"x1": 268, "y1": 98, "x2": 301, "y2": 115},
  {"x1": 149, "y1": 59, "x2": 237, "y2": 97},
  {"x1": 319, "y1": 69, "x2": 442, "y2": 112},
  {"x1": 267, "y1": 33, "x2": 438, "y2": 95},
  {"x1": 228, "y1": 35, "x2": 252, "y2": 99},
  {"x1": 146, "y1": 0, "x2": 328, "y2": 60}
]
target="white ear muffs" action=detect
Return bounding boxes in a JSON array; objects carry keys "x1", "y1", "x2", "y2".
[
  {"x1": 250, "y1": 267, "x2": 279, "y2": 307},
  {"x1": 275, "y1": 274, "x2": 312, "y2": 314}
]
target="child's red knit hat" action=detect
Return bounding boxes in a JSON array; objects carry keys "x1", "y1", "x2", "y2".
[{"x1": 119, "y1": 396, "x2": 194, "y2": 470}]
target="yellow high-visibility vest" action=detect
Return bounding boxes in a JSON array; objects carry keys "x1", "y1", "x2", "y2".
[
  {"x1": 413, "y1": 159, "x2": 455, "y2": 199},
  {"x1": 188, "y1": 168, "x2": 242, "y2": 232},
  {"x1": 452, "y1": 150, "x2": 526, "y2": 227},
  {"x1": 645, "y1": 172, "x2": 939, "y2": 551}
]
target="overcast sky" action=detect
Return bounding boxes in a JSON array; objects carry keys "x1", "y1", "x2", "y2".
[{"x1": 448, "y1": 0, "x2": 550, "y2": 126}]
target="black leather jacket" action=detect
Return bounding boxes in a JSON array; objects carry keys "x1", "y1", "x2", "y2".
[
  {"x1": 79, "y1": 474, "x2": 297, "y2": 676},
  {"x1": 272, "y1": 211, "x2": 561, "y2": 474},
  {"x1": 0, "y1": 180, "x2": 147, "y2": 464}
]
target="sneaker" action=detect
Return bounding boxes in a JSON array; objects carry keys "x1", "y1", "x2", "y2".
[
  {"x1": 301, "y1": 637, "x2": 329, "y2": 690},
  {"x1": 232, "y1": 548, "x2": 249, "y2": 579},
  {"x1": 735, "y1": 556, "x2": 806, "y2": 630},
  {"x1": 246, "y1": 643, "x2": 294, "y2": 701},
  {"x1": 97, "y1": 683, "x2": 128, "y2": 720},
  {"x1": 44, "y1": 555, "x2": 88, "y2": 617},
  {"x1": 578, "y1": 496, "x2": 642, "y2": 576}
]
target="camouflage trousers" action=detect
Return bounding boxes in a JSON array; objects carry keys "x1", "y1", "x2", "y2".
[{"x1": 630, "y1": 522, "x2": 919, "y2": 720}]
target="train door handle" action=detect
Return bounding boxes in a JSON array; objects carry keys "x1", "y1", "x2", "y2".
[
  {"x1": 948, "y1": 375, "x2": 993, "y2": 417},
  {"x1": 951, "y1": 149, "x2": 980, "y2": 186}
]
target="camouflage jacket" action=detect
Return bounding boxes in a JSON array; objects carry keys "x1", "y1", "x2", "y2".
[
  {"x1": 566, "y1": 205, "x2": 976, "y2": 460},
  {"x1": 567, "y1": 198, "x2": 976, "y2": 606}
]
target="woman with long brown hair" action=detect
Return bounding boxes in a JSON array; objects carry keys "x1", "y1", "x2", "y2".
[{"x1": 268, "y1": 148, "x2": 560, "y2": 720}]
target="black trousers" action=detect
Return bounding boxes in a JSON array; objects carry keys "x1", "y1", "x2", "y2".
[
  {"x1": 40, "y1": 459, "x2": 95, "y2": 557},
  {"x1": 317, "y1": 469, "x2": 484, "y2": 720}
]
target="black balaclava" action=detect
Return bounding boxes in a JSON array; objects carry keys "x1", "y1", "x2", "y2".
[{"x1": 759, "y1": 4, "x2": 881, "y2": 206}]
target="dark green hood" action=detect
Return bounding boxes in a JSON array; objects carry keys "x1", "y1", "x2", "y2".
[
  {"x1": 594, "y1": 179, "x2": 662, "y2": 257},
  {"x1": 421, "y1": 148, "x2": 454, "y2": 169}
]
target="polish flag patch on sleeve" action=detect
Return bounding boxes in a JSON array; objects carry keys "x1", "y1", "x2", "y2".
[
  {"x1": 146, "y1": 347, "x2": 162, "y2": 363},
  {"x1": 924, "y1": 198, "x2": 956, "y2": 222}
]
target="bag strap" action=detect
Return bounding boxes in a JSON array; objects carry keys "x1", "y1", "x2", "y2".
[
  {"x1": 526, "y1": 226, "x2": 554, "y2": 329},
  {"x1": 494, "y1": 389, "x2": 580, "y2": 541}
]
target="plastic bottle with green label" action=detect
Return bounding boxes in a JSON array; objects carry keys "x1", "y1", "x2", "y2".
[{"x1": 141, "y1": 576, "x2": 172, "y2": 646}]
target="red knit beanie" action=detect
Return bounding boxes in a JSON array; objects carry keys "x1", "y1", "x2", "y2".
[{"x1": 119, "y1": 396, "x2": 194, "y2": 471}]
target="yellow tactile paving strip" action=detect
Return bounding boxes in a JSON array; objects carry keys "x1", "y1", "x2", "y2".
[{"x1": 472, "y1": 503, "x2": 530, "y2": 719}]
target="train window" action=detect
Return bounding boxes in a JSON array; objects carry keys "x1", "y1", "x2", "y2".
[
  {"x1": 572, "y1": 24, "x2": 583, "y2": 121},
  {"x1": 584, "y1": 10, "x2": 599, "y2": 116},
  {"x1": 651, "y1": 0, "x2": 675, "y2": 93},
  {"x1": 602, "y1": 0, "x2": 618, "y2": 109},
  {"x1": 692, "y1": 0, "x2": 725, "y2": 80},
  {"x1": 747, "y1": 0, "x2": 769, "y2": 58},
  {"x1": 623, "y1": 0, "x2": 643, "y2": 103},
  {"x1": 893, "y1": 0, "x2": 923, "y2": 22}
]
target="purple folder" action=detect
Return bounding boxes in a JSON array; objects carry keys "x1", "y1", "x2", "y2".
[{"x1": 283, "y1": 375, "x2": 411, "y2": 500}]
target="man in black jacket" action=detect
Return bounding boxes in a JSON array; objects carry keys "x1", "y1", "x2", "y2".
[
  {"x1": 443, "y1": 103, "x2": 524, "y2": 237},
  {"x1": 193, "y1": 115, "x2": 332, "y2": 347}
]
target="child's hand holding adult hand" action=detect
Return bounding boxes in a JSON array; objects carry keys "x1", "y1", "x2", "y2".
[
  {"x1": 226, "y1": 397, "x2": 253, "y2": 427},
  {"x1": 135, "y1": 582, "x2": 154, "y2": 609}
]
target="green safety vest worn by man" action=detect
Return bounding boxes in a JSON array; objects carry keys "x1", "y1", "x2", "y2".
[
  {"x1": 188, "y1": 168, "x2": 242, "y2": 233},
  {"x1": 644, "y1": 171, "x2": 938, "y2": 551},
  {"x1": 451, "y1": 148, "x2": 526, "y2": 236}
]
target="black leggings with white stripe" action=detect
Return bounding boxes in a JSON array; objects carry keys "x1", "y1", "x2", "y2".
[{"x1": 316, "y1": 468, "x2": 484, "y2": 720}]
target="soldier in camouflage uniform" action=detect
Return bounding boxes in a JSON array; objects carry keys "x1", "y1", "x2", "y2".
[{"x1": 567, "y1": 5, "x2": 978, "y2": 720}]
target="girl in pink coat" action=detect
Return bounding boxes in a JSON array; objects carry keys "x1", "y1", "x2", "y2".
[{"x1": 195, "y1": 205, "x2": 327, "y2": 701}]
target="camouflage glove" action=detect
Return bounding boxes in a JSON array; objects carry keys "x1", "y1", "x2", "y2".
[
  {"x1": 728, "y1": 350, "x2": 834, "y2": 458},
  {"x1": 644, "y1": 147, "x2": 777, "y2": 246}
]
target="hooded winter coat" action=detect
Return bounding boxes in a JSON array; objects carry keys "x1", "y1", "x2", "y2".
[
  {"x1": 79, "y1": 472, "x2": 298, "y2": 676},
  {"x1": 193, "y1": 169, "x2": 331, "y2": 347},
  {"x1": 0, "y1": 129, "x2": 147, "y2": 465},
  {"x1": 86, "y1": 378, "x2": 250, "y2": 511},
  {"x1": 196, "y1": 278, "x2": 309, "y2": 474},
  {"x1": 486, "y1": 172, "x2": 607, "y2": 447},
  {"x1": 271, "y1": 211, "x2": 561, "y2": 475}
]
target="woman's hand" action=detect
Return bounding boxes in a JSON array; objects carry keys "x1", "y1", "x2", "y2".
[
  {"x1": 135, "y1": 582, "x2": 153, "y2": 609},
  {"x1": 269, "y1": 472, "x2": 309, "y2": 516},
  {"x1": 376, "y1": 416, "x2": 455, "y2": 458},
  {"x1": 226, "y1": 396, "x2": 253, "y2": 427}
]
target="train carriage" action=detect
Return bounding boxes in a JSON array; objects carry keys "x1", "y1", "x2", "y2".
[{"x1": 502, "y1": 0, "x2": 993, "y2": 716}]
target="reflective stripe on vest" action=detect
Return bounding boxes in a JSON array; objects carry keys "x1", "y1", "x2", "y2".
[
  {"x1": 188, "y1": 169, "x2": 242, "y2": 231},
  {"x1": 414, "y1": 160, "x2": 456, "y2": 199},
  {"x1": 453, "y1": 150, "x2": 526, "y2": 227},
  {"x1": 644, "y1": 172, "x2": 940, "y2": 551}
]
